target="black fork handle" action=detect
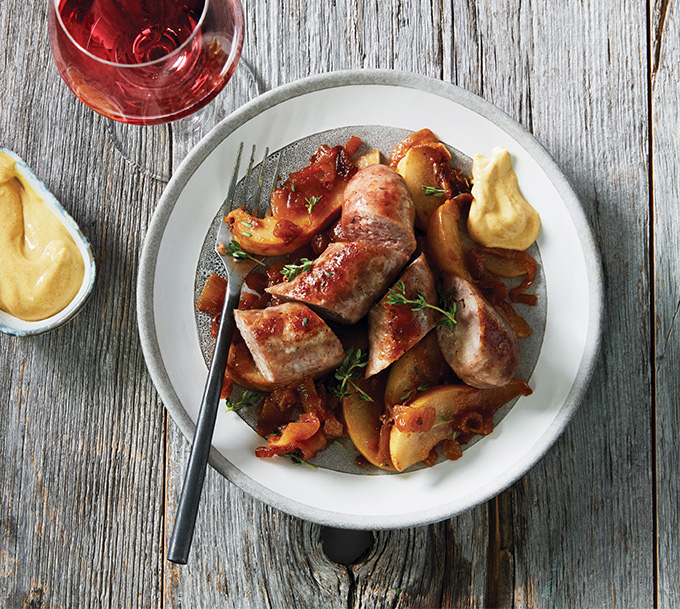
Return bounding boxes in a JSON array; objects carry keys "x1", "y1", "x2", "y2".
[{"x1": 167, "y1": 285, "x2": 240, "y2": 564}]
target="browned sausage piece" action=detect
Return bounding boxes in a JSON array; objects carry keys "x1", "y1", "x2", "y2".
[
  {"x1": 233, "y1": 303, "x2": 344, "y2": 384},
  {"x1": 436, "y1": 274, "x2": 519, "y2": 388},
  {"x1": 266, "y1": 241, "x2": 408, "y2": 324},
  {"x1": 341, "y1": 164, "x2": 417, "y2": 257},
  {"x1": 366, "y1": 254, "x2": 438, "y2": 377}
]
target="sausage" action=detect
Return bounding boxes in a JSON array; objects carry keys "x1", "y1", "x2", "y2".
[
  {"x1": 366, "y1": 254, "x2": 438, "y2": 377},
  {"x1": 436, "y1": 274, "x2": 519, "y2": 388},
  {"x1": 266, "y1": 241, "x2": 408, "y2": 324},
  {"x1": 233, "y1": 303, "x2": 344, "y2": 384},
  {"x1": 341, "y1": 164, "x2": 417, "y2": 257}
]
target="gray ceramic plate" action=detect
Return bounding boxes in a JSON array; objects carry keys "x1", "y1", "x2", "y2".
[{"x1": 137, "y1": 70, "x2": 603, "y2": 529}]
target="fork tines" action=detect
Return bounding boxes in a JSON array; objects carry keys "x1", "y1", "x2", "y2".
[{"x1": 224, "y1": 144, "x2": 281, "y2": 217}]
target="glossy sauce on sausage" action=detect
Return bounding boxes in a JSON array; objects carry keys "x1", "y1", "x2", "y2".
[{"x1": 341, "y1": 164, "x2": 417, "y2": 257}]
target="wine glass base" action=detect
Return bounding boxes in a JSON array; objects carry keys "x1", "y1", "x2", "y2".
[
  {"x1": 170, "y1": 57, "x2": 263, "y2": 155},
  {"x1": 103, "y1": 57, "x2": 263, "y2": 180},
  {"x1": 104, "y1": 119, "x2": 172, "y2": 182}
]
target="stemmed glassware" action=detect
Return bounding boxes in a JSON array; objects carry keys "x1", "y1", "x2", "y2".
[{"x1": 49, "y1": 0, "x2": 245, "y2": 125}]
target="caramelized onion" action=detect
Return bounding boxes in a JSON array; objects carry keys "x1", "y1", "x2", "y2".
[
  {"x1": 376, "y1": 418, "x2": 393, "y2": 468},
  {"x1": 343, "y1": 135, "x2": 362, "y2": 158},
  {"x1": 196, "y1": 273, "x2": 227, "y2": 314},
  {"x1": 392, "y1": 404, "x2": 437, "y2": 433},
  {"x1": 496, "y1": 301, "x2": 533, "y2": 338},
  {"x1": 422, "y1": 448, "x2": 438, "y2": 467},
  {"x1": 442, "y1": 438, "x2": 463, "y2": 461},
  {"x1": 255, "y1": 412, "x2": 326, "y2": 460},
  {"x1": 458, "y1": 411, "x2": 493, "y2": 436},
  {"x1": 468, "y1": 247, "x2": 537, "y2": 305},
  {"x1": 220, "y1": 376, "x2": 233, "y2": 401}
]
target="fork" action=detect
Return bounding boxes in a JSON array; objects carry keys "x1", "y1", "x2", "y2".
[{"x1": 168, "y1": 143, "x2": 279, "y2": 565}]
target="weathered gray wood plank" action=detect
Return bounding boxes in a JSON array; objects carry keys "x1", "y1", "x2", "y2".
[
  {"x1": 0, "y1": 1, "x2": 169, "y2": 606},
  {"x1": 493, "y1": 0, "x2": 654, "y2": 606},
  {"x1": 0, "y1": 0, "x2": 667, "y2": 607},
  {"x1": 350, "y1": 513, "x2": 489, "y2": 609},
  {"x1": 164, "y1": 424, "x2": 351, "y2": 609},
  {"x1": 651, "y1": 0, "x2": 680, "y2": 606}
]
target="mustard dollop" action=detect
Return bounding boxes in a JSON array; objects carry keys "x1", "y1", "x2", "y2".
[
  {"x1": 467, "y1": 147, "x2": 541, "y2": 251},
  {"x1": 0, "y1": 152, "x2": 85, "y2": 321}
]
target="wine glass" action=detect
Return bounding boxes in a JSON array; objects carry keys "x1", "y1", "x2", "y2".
[{"x1": 48, "y1": 0, "x2": 245, "y2": 125}]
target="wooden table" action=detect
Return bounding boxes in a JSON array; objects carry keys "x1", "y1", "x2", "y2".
[{"x1": 0, "y1": 0, "x2": 675, "y2": 606}]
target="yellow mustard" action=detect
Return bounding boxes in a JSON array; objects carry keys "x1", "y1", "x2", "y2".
[
  {"x1": 0, "y1": 152, "x2": 85, "y2": 321},
  {"x1": 467, "y1": 147, "x2": 541, "y2": 250}
]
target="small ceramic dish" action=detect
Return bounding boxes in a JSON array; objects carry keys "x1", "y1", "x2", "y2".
[{"x1": 0, "y1": 148, "x2": 96, "y2": 336}]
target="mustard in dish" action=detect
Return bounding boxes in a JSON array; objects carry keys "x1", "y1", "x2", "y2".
[
  {"x1": 0, "y1": 151, "x2": 85, "y2": 321},
  {"x1": 467, "y1": 147, "x2": 541, "y2": 251}
]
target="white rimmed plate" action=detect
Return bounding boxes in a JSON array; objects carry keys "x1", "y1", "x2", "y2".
[{"x1": 137, "y1": 70, "x2": 603, "y2": 529}]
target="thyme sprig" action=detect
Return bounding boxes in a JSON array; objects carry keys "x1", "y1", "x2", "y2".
[
  {"x1": 400, "y1": 383, "x2": 432, "y2": 403},
  {"x1": 421, "y1": 185, "x2": 448, "y2": 196},
  {"x1": 224, "y1": 239, "x2": 264, "y2": 265},
  {"x1": 400, "y1": 389, "x2": 414, "y2": 403},
  {"x1": 225, "y1": 389, "x2": 260, "y2": 413},
  {"x1": 386, "y1": 281, "x2": 457, "y2": 332},
  {"x1": 280, "y1": 258, "x2": 314, "y2": 281},
  {"x1": 305, "y1": 196, "x2": 322, "y2": 213},
  {"x1": 329, "y1": 347, "x2": 373, "y2": 402}
]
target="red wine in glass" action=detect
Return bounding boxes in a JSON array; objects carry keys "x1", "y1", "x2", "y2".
[{"x1": 49, "y1": 0, "x2": 245, "y2": 125}]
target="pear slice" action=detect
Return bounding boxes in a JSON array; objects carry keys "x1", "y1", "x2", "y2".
[
  {"x1": 390, "y1": 380, "x2": 531, "y2": 471},
  {"x1": 342, "y1": 373, "x2": 393, "y2": 470},
  {"x1": 384, "y1": 331, "x2": 448, "y2": 408},
  {"x1": 355, "y1": 149, "x2": 381, "y2": 169},
  {"x1": 396, "y1": 144, "x2": 451, "y2": 230}
]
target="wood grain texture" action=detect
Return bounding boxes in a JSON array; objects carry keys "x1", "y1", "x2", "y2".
[
  {"x1": 0, "y1": 0, "x2": 668, "y2": 606},
  {"x1": 0, "y1": 1, "x2": 168, "y2": 607},
  {"x1": 651, "y1": 0, "x2": 680, "y2": 606},
  {"x1": 490, "y1": 1, "x2": 655, "y2": 607},
  {"x1": 164, "y1": 424, "x2": 351, "y2": 608}
]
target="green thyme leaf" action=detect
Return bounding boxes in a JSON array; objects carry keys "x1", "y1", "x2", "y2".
[
  {"x1": 280, "y1": 258, "x2": 314, "y2": 281},
  {"x1": 400, "y1": 389, "x2": 415, "y2": 403},
  {"x1": 353, "y1": 383, "x2": 374, "y2": 402},
  {"x1": 386, "y1": 281, "x2": 457, "y2": 332},
  {"x1": 421, "y1": 185, "x2": 448, "y2": 196},
  {"x1": 305, "y1": 195, "x2": 322, "y2": 213},
  {"x1": 225, "y1": 389, "x2": 260, "y2": 413},
  {"x1": 224, "y1": 239, "x2": 263, "y2": 266},
  {"x1": 286, "y1": 454, "x2": 318, "y2": 469},
  {"x1": 329, "y1": 347, "x2": 372, "y2": 402}
]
